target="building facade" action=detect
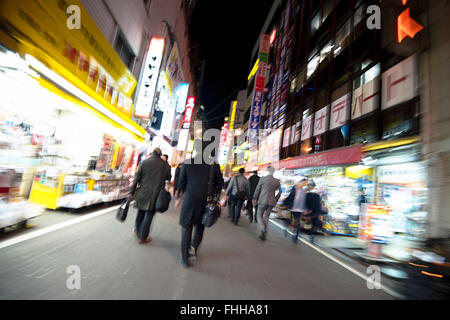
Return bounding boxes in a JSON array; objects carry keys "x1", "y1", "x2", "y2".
[{"x1": 236, "y1": 0, "x2": 448, "y2": 241}]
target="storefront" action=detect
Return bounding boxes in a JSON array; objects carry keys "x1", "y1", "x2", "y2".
[
  {"x1": 0, "y1": 0, "x2": 146, "y2": 212},
  {"x1": 359, "y1": 138, "x2": 427, "y2": 245},
  {"x1": 266, "y1": 145, "x2": 365, "y2": 235}
]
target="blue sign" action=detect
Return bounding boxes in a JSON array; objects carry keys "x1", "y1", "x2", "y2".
[{"x1": 248, "y1": 91, "x2": 263, "y2": 150}]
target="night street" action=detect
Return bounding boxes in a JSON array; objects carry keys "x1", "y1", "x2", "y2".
[{"x1": 0, "y1": 204, "x2": 392, "y2": 300}]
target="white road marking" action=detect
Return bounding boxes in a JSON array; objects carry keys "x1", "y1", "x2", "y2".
[
  {"x1": 269, "y1": 219, "x2": 405, "y2": 299},
  {"x1": 0, "y1": 205, "x2": 120, "y2": 250}
]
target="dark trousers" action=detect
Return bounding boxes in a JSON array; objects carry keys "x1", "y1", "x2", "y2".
[
  {"x1": 291, "y1": 211, "x2": 303, "y2": 239},
  {"x1": 246, "y1": 199, "x2": 257, "y2": 223},
  {"x1": 181, "y1": 222, "x2": 205, "y2": 264},
  {"x1": 135, "y1": 209, "x2": 155, "y2": 240},
  {"x1": 228, "y1": 195, "x2": 244, "y2": 225}
]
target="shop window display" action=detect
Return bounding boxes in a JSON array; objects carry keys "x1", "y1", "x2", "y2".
[
  {"x1": 276, "y1": 166, "x2": 374, "y2": 236},
  {"x1": 0, "y1": 51, "x2": 142, "y2": 213}
]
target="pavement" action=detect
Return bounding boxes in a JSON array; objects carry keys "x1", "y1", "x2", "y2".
[{"x1": 0, "y1": 202, "x2": 396, "y2": 299}]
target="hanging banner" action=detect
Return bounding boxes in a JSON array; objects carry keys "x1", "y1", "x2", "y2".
[
  {"x1": 381, "y1": 54, "x2": 418, "y2": 110},
  {"x1": 330, "y1": 93, "x2": 350, "y2": 130},
  {"x1": 165, "y1": 43, "x2": 184, "y2": 93},
  {"x1": 182, "y1": 96, "x2": 195, "y2": 129},
  {"x1": 248, "y1": 34, "x2": 270, "y2": 150},
  {"x1": 352, "y1": 77, "x2": 380, "y2": 120},
  {"x1": 301, "y1": 114, "x2": 313, "y2": 141},
  {"x1": 313, "y1": 105, "x2": 329, "y2": 136}
]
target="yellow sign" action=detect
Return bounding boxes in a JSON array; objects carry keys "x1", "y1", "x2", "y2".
[
  {"x1": 230, "y1": 100, "x2": 237, "y2": 130},
  {"x1": 0, "y1": 0, "x2": 137, "y2": 100}
]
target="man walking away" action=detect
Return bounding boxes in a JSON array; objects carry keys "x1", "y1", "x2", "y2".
[
  {"x1": 247, "y1": 171, "x2": 260, "y2": 223},
  {"x1": 283, "y1": 178, "x2": 308, "y2": 244},
  {"x1": 304, "y1": 180, "x2": 322, "y2": 243},
  {"x1": 161, "y1": 154, "x2": 172, "y2": 182},
  {"x1": 175, "y1": 140, "x2": 224, "y2": 268},
  {"x1": 226, "y1": 168, "x2": 249, "y2": 226},
  {"x1": 253, "y1": 166, "x2": 281, "y2": 241},
  {"x1": 173, "y1": 163, "x2": 182, "y2": 198},
  {"x1": 129, "y1": 148, "x2": 168, "y2": 244}
]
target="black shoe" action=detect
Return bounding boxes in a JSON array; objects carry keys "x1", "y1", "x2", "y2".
[
  {"x1": 182, "y1": 260, "x2": 190, "y2": 268},
  {"x1": 292, "y1": 237, "x2": 298, "y2": 244},
  {"x1": 259, "y1": 233, "x2": 266, "y2": 241}
]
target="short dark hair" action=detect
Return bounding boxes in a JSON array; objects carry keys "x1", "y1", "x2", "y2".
[
  {"x1": 163, "y1": 154, "x2": 169, "y2": 159},
  {"x1": 253, "y1": 171, "x2": 258, "y2": 175},
  {"x1": 239, "y1": 168, "x2": 245, "y2": 174}
]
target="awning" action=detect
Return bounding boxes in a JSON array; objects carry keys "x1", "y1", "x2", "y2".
[{"x1": 259, "y1": 144, "x2": 363, "y2": 171}]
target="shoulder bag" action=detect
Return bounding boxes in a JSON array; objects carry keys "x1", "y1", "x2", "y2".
[{"x1": 202, "y1": 164, "x2": 221, "y2": 227}]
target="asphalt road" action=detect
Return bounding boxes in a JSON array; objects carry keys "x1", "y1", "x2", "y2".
[{"x1": 0, "y1": 204, "x2": 393, "y2": 300}]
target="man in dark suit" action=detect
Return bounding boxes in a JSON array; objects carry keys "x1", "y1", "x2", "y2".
[
  {"x1": 173, "y1": 163, "x2": 183, "y2": 197},
  {"x1": 304, "y1": 180, "x2": 323, "y2": 243},
  {"x1": 161, "y1": 154, "x2": 172, "y2": 182},
  {"x1": 129, "y1": 147, "x2": 170, "y2": 243},
  {"x1": 246, "y1": 171, "x2": 260, "y2": 223},
  {"x1": 253, "y1": 166, "x2": 281, "y2": 241},
  {"x1": 175, "y1": 140, "x2": 223, "y2": 268}
]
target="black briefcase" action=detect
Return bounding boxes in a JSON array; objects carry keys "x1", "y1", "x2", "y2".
[
  {"x1": 155, "y1": 186, "x2": 171, "y2": 213},
  {"x1": 116, "y1": 198, "x2": 131, "y2": 222}
]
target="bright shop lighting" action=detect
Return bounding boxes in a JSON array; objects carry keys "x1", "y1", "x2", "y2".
[{"x1": 24, "y1": 54, "x2": 143, "y2": 138}]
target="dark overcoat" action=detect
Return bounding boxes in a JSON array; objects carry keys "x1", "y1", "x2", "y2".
[
  {"x1": 130, "y1": 155, "x2": 168, "y2": 212},
  {"x1": 178, "y1": 160, "x2": 223, "y2": 228}
]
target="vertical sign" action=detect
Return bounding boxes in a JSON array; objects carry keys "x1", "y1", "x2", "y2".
[
  {"x1": 301, "y1": 115, "x2": 313, "y2": 141},
  {"x1": 248, "y1": 34, "x2": 270, "y2": 150},
  {"x1": 183, "y1": 96, "x2": 195, "y2": 129},
  {"x1": 134, "y1": 37, "x2": 165, "y2": 119},
  {"x1": 381, "y1": 54, "x2": 418, "y2": 110},
  {"x1": 330, "y1": 93, "x2": 350, "y2": 130},
  {"x1": 313, "y1": 106, "x2": 330, "y2": 136}
]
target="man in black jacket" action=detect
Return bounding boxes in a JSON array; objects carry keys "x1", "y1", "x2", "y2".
[
  {"x1": 304, "y1": 180, "x2": 322, "y2": 243},
  {"x1": 175, "y1": 140, "x2": 224, "y2": 268},
  {"x1": 173, "y1": 163, "x2": 182, "y2": 197},
  {"x1": 246, "y1": 171, "x2": 260, "y2": 223},
  {"x1": 130, "y1": 148, "x2": 170, "y2": 243},
  {"x1": 161, "y1": 154, "x2": 172, "y2": 182}
]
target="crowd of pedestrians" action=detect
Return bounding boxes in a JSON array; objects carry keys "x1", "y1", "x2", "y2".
[{"x1": 127, "y1": 139, "x2": 324, "y2": 268}]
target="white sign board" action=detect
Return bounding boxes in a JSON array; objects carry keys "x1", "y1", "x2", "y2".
[
  {"x1": 352, "y1": 77, "x2": 380, "y2": 120},
  {"x1": 330, "y1": 93, "x2": 350, "y2": 130},
  {"x1": 177, "y1": 129, "x2": 190, "y2": 152},
  {"x1": 381, "y1": 54, "x2": 418, "y2": 110},
  {"x1": 134, "y1": 37, "x2": 165, "y2": 119},
  {"x1": 301, "y1": 115, "x2": 313, "y2": 141},
  {"x1": 313, "y1": 105, "x2": 329, "y2": 136}
]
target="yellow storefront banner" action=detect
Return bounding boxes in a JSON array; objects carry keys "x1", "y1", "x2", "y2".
[{"x1": 0, "y1": 0, "x2": 137, "y2": 112}]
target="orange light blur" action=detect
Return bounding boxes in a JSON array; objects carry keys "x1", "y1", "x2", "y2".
[
  {"x1": 409, "y1": 262, "x2": 429, "y2": 268},
  {"x1": 421, "y1": 271, "x2": 443, "y2": 278},
  {"x1": 397, "y1": 8, "x2": 424, "y2": 43}
]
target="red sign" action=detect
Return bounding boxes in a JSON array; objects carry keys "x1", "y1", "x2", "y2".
[
  {"x1": 258, "y1": 145, "x2": 362, "y2": 171},
  {"x1": 183, "y1": 96, "x2": 195, "y2": 128},
  {"x1": 255, "y1": 76, "x2": 266, "y2": 92}
]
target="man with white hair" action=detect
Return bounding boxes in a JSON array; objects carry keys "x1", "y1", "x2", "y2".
[{"x1": 252, "y1": 166, "x2": 281, "y2": 241}]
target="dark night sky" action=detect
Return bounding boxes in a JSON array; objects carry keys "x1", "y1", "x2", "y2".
[{"x1": 189, "y1": 0, "x2": 274, "y2": 129}]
